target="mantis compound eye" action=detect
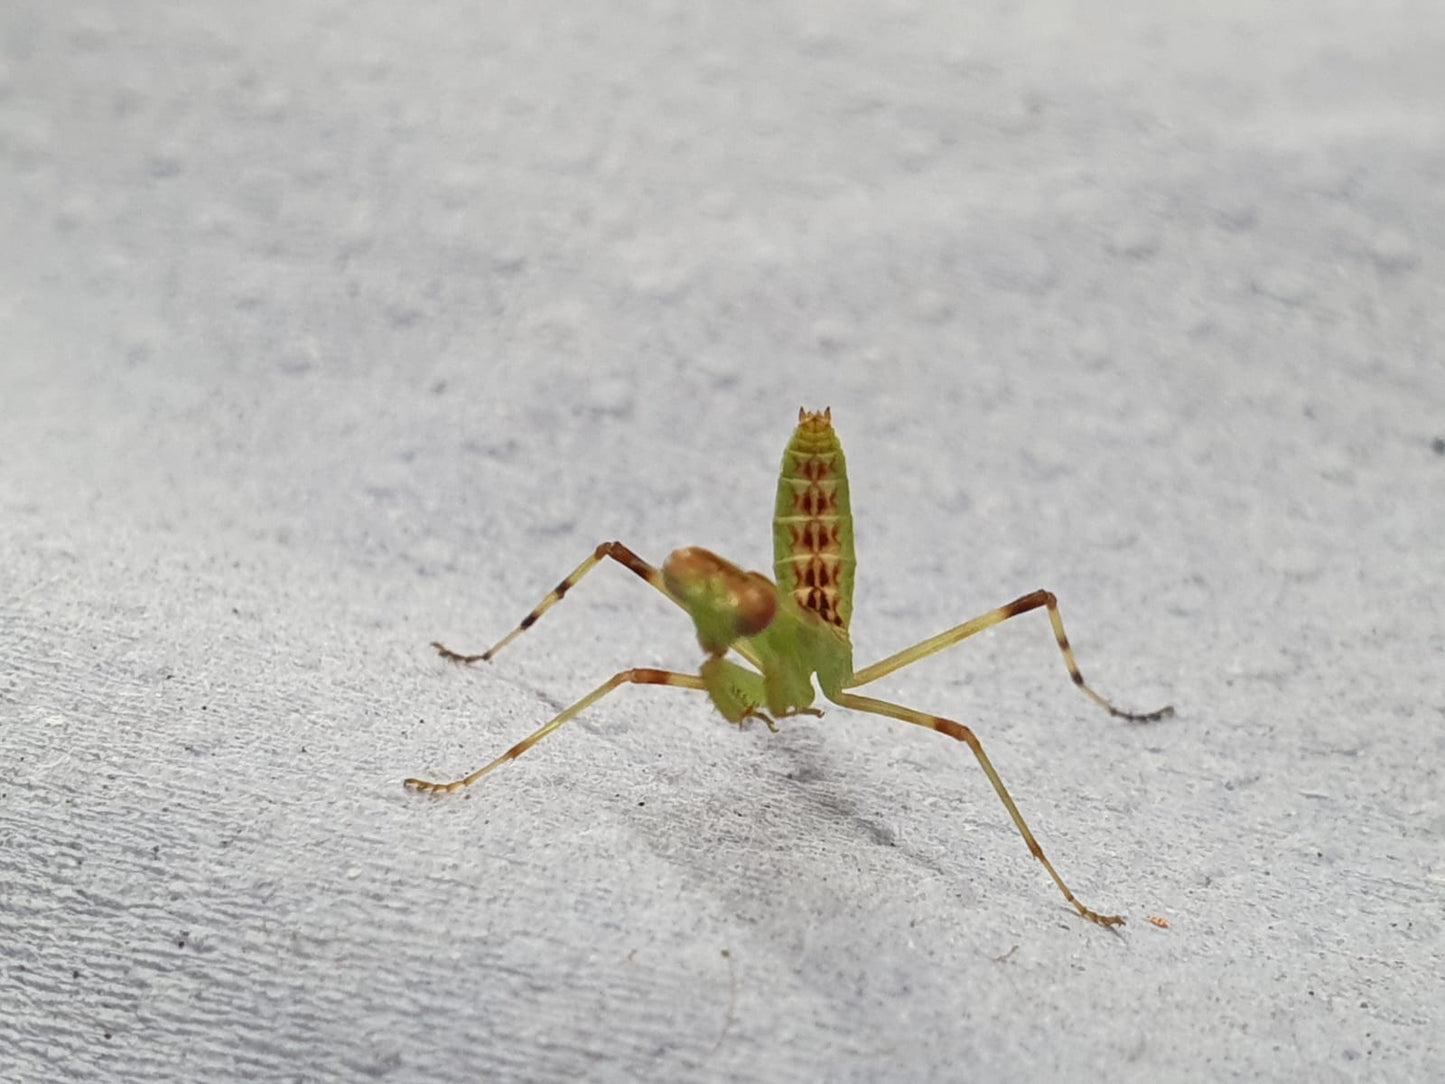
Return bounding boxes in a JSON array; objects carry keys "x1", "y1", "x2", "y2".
[{"x1": 725, "y1": 570, "x2": 779, "y2": 637}]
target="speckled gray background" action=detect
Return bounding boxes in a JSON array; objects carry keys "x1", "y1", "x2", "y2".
[{"x1": 2, "y1": 2, "x2": 1442, "y2": 1081}]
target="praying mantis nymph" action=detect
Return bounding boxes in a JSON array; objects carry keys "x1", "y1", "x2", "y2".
[{"x1": 407, "y1": 407, "x2": 1173, "y2": 927}]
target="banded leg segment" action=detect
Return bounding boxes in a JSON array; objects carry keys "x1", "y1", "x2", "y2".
[
  {"x1": 405, "y1": 668, "x2": 707, "y2": 794},
  {"x1": 830, "y1": 690, "x2": 1124, "y2": 927},
  {"x1": 433, "y1": 540, "x2": 765, "y2": 671},
  {"x1": 434, "y1": 541, "x2": 669, "y2": 664},
  {"x1": 847, "y1": 590, "x2": 1173, "y2": 722}
]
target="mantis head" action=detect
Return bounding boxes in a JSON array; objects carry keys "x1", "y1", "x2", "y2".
[{"x1": 662, "y1": 546, "x2": 778, "y2": 656}]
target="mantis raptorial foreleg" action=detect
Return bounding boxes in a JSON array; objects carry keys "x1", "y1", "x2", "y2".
[{"x1": 848, "y1": 590, "x2": 1173, "y2": 723}]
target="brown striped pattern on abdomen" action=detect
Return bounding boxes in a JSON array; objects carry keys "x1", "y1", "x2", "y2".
[{"x1": 772, "y1": 408, "x2": 856, "y2": 630}]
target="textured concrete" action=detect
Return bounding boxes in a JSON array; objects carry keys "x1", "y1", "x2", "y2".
[{"x1": 2, "y1": 2, "x2": 1443, "y2": 1081}]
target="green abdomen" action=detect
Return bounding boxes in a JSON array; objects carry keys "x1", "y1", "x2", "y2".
[{"x1": 772, "y1": 409, "x2": 856, "y2": 631}]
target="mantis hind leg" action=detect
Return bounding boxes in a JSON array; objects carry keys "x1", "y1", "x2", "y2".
[
  {"x1": 405, "y1": 668, "x2": 708, "y2": 793},
  {"x1": 830, "y1": 690, "x2": 1124, "y2": 927},
  {"x1": 847, "y1": 589, "x2": 1173, "y2": 722},
  {"x1": 433, "y1": 540, "x2": 765, "y2": 671},
  {"x1": 433, "y1": 541, "x2": 672, "y2": 664}
]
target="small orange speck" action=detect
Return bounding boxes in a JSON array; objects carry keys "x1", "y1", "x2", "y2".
[{"x1": 1146, "y1": 915, "x2": 1170, "y2": 929}]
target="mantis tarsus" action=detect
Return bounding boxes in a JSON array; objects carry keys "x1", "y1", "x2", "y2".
[{"x1": 407, "y1": 407, "x2": 1173, "y2": 927}]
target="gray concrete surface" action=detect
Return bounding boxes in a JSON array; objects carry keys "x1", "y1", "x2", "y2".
[{"x1": 3, "y1": 2, "x2": 1443, "y2": 1080}]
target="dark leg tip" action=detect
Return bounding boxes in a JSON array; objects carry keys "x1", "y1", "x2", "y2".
[
  {"x1": 1114, "y1": 703, "x2": 1174, "y2": 724},
  {"x1": 431, "y1": 641, "x2": 485, "y2": 665}
]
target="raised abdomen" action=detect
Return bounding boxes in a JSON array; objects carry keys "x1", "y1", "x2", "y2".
[{"x1": 772, "y1": 408, "x2": 856, "y2": 631}]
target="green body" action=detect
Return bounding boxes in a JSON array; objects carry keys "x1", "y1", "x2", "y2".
[
  {"x1": 664, "y1": 409, "x2": 855, "y2": 722},
  {"x1": 414, "y1": 405, "x2": 1174, "y2": 927}
]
